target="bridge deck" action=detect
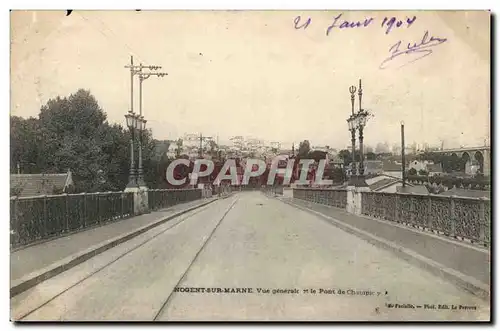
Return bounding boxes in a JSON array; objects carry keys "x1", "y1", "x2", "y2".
[
  {"x1": 10, "y1": 197, "x2": 217, "y2": 281},
  {"x1": 280, "y1": 196, "x2": 490, "y2": 285},
  {"x1": 11, "y1": 192, "x2": 489, "y2": 321}
]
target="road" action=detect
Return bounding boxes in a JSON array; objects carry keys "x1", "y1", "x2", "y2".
[{"x1": 11, "y1": 192, "x2": 489, "y2": 321}]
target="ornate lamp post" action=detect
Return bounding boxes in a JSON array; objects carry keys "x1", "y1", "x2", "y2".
[
  {"x1": 125, "y1": 111, "x2": 138, "y2": 189},
  {"x1": 347, "y1": 85, "x2": 357, "y2": 182},
  {"x1": 347, "y1": 114, "x2": 357, "y2": 178},
  {"x1": 346, "y1": 80, "x2": 373, "y2": 186},
  {"x1": 356, "y1": 109, "x2": 369, "y2": 177}
]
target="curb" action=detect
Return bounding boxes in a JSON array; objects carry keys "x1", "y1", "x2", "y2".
[
  {"x1": 278, "y1": 198, "x2": 490, "y2": 302},
  {"x1": 10, "y1": 198, "x2": 219, "y2": 298}
]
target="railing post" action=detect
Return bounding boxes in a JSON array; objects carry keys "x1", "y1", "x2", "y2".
[
  {"x1": 427, "y1": 194, "x2": 432, "y2": 230},
  {"x1": 13, "y1": 197, "x2": 19, "y2": 246},
  {"x1": 479, "y1": 197, "x2": 486, "y2": 245},
  {"x1": 121, "y1": 192, "x2": 125, "y2": 217},
  {"x1": 43, "y1": 195, "x2": 48, "y2": 237},
  {"x1": 450, "y1": 195, "x2": 456, "y2": 237},
  {"x1": 409, "y1": 195, "x2": 415, "y2": 226},
  {"x1": 83, "y1": 193, "x2": 87, "y2": 228},
  {"x1": 382, "y1": 194, "x2": 387, "y2": 219},
  {"x1": 65, "y1": 193, "x2": 69, "y2": 232},
  {"x1": 395, "y1": 194, "x2": 399, "y2": 222},
  {"x1": 97, "y1": 192, "x2": 102, "y2": 224}
]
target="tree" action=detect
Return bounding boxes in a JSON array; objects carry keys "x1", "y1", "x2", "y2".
[
  {"x1": 338, "y1": 149, "x2": 352, "y2": 166},
  {"x1": 408, "y1": 168, "x2": 417, "y2": 176},
  {"x1": 418, "y1": 169, "x2": 429, "y2": 176},
  {"x1": 10, "y1": 116, "x2": 41, "y2": 173},
  {"x1": 175, "y1": 139, "x2": 183, "y2": 157},
  {"x1": 208, "y1": 140, "x2": 218, "y2": 158},
  {"x1": 308, "y1": 150, "x2": 327, "y2": 163},
  {"x1": 298, "y1": 140, "x2": 311, "y2": 158},
  {"x1": 10, "y1": 89, "x2": 135, "y2": 192}
]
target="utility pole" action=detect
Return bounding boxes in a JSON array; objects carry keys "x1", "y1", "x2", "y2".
[
  {"x1": 401, "y1": 121, "x2": 406, "y2": 187},
  {"x1": 198, "y1": 133, "x2": 213, "y2": 158},
  {"x1": 128, "y1": 59, "x2": 168, "y2": 188}
]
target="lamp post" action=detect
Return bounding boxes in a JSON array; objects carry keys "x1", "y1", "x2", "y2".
[
  {"x1": 348, "y1": 85, "x2": 357, "y2": 182},
  {"x1": 125, "y1": 111, "x2": 138, "y2": 188},
  {"x1": 357, "y1": 109, "x2": 369, "y2": 177}
]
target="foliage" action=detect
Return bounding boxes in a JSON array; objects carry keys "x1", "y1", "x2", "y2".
[
  {"x1": 418, "y1": 169, "x2": 429, "y2": 176},
  {"x1": 298, "y1": 140, "x2": 311, "y2": 158},
  {"x1": 417, "y1": 152, "x2": 471, "y2": 173},
  {"x1": 308, "y1": 150, "x2": 327, "y2": 162},
  {"x1": 408, "y1": 174, "x2": 490, "y2": 191},
  {"x1": 338, "y1": 149, "x2": 351, "y2": 166},
  {"x1": 10, "y1": 89, "x2": 159, "y2": 193},
  {"x1": 408, "y1": 168, "x2": 417, "y2": 176}
]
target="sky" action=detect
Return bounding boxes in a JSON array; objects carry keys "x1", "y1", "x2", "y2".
[{"x1": 10, "y1": 10, "x2": 490, "y2": 150}]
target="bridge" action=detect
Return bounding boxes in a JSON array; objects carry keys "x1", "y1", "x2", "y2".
[
  {"x1": 10, "y1": 187, "x2": 490, "y2": 321},
  {"x1": 422, "y1": 146, "x2": 491, "y2": 175}
]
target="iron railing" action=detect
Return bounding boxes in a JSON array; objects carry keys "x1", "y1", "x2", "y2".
[
  {"x1": 10, "y1": 192, "x2": 134, "y2": 249},
  {"x1": 261, "y1": 185, "x2": 284, "y2": 195},
  {"x1": 293, "y1": 187, "x2": 347, "y2": 209},
  {"x1": 148, "y1": 188, "x2": 203, "y2": 211},
  {"x1": 361, "y1": 192, "x2": 491, "y2": 247}
]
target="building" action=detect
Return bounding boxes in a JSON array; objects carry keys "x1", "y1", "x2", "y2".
[
  {"x1": 426, "y1": 163, "x2": 443, "y2": 176},
  {"x1": 11, "y1": 170, "x2": 74, "y2": 197}
]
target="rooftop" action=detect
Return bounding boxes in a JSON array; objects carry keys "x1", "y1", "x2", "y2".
[{"x1": 11, "y1": 171, "x2": 73, "y2": 197}]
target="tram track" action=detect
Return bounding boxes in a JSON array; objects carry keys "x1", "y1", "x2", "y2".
[
  {"x1": 14, "y1": 198, "x2": 236, "y2": 321},
  {"x1": 153, "y1": 198, "x2": 238, "y2": 320}
]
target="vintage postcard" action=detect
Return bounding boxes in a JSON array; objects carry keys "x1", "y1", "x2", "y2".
[{"x1": 10, "y1": 10, "x2": 491, "y2": 321}]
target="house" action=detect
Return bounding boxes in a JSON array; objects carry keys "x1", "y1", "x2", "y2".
[
  {"x1": 11, "y1": 170, "x2": 74, "y2": 197},
  {"x1": 426, "y1": 163, "x2": 443, "y2": 176},
  {"x1": 409, "y1": 160, "x2": 429, "y2": 172}
]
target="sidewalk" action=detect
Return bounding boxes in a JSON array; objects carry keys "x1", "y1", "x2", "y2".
[
  {"x1": 11, "y1": 197, "x2": 217, "y2": 282},
  {"x1": 279, "y1": 196, "x2": 490, "y2": 286}
]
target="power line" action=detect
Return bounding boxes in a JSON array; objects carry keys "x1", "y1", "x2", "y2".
[{"x1": 76, "y1": 11, "x2": 147, "y2": 63}]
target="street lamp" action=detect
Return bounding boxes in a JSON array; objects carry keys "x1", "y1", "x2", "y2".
[
  {"x1": 347, "y1": 114, "x2": 357, "y2": 179},
  {"x1": 348, "y1": 85, "x2": 357, "y2": 182},
  {"x1": 125, "y1": 111, "x2": 138, "y2": 188},
  {"x1": 356, "y1": 108, "x2": 370, "y2": 176}
]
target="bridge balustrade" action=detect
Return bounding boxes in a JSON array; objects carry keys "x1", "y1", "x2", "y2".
[
  {"x1": 10, "y1": 192, "x2": 134, "y2": 249},
  {"x1": 148, "y1": 188, "x2": 202, "y2": 211},
  {"x1": 292, "y1": 187, "x2": 347, "y2": 209},
  {"x1": 361, "y1": 192, "x2": 490, "y2": 247},
  {"x1": 261, "y1": 186, "x2": 284, "y2": 196}
]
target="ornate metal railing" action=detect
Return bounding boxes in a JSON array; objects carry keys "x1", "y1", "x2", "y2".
[
  {"x1": 148, "y1": 188, "x2": 203, "y2": 211},
  {"x1": 10, "y1": 192, "x2": 134, "y2": 249},
  {"x1": 261, "y1": 185, "x2": 284, "y2": 195},
  {"x1": 293, "y1": 187, "x2": 347, "y2": 209},
  {"x1": 361, "y1": 192, "x2": 491, "y2": 247}
]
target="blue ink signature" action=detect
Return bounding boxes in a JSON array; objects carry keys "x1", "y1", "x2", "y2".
[{"x1": 379, "y1": 31, "x2": 447, "y2": 69}]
